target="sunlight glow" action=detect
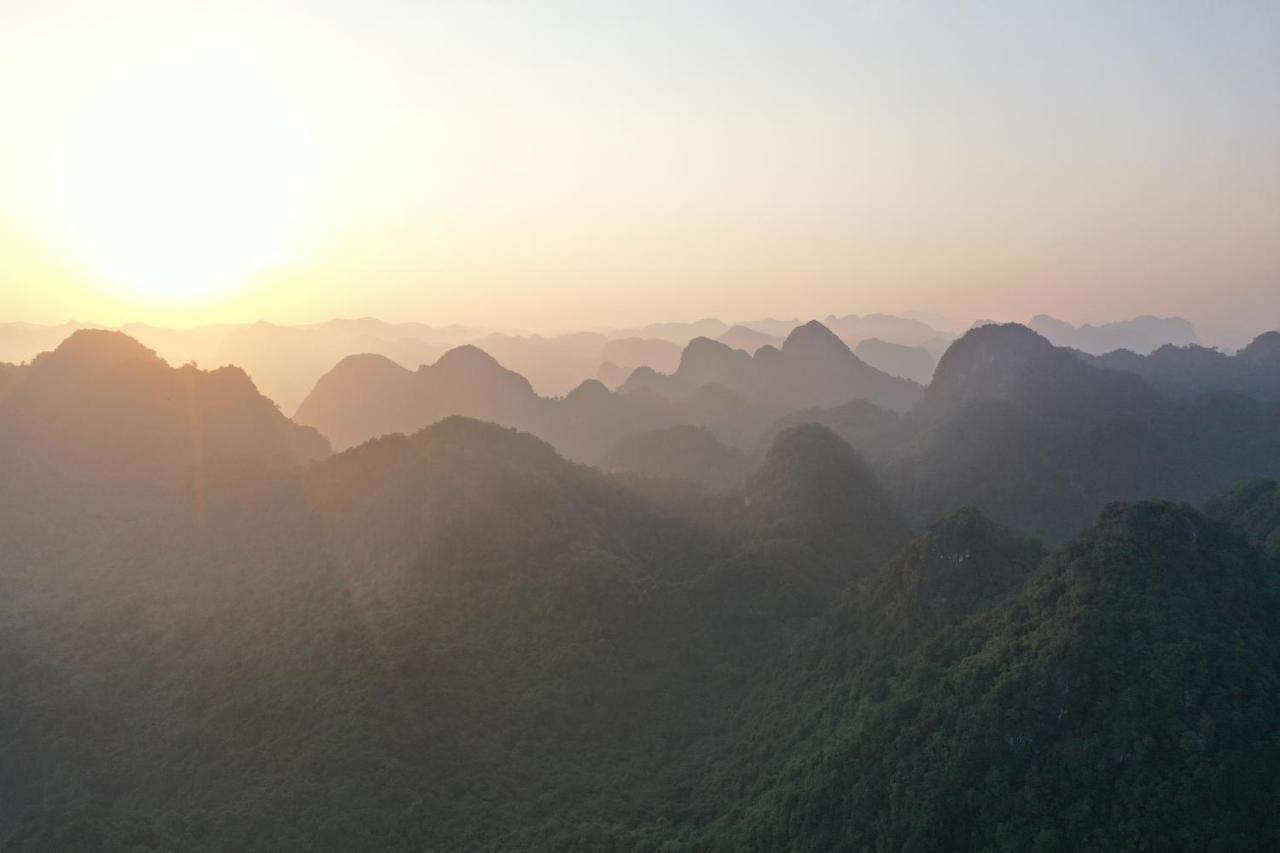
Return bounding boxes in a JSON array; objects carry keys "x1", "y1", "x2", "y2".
[{"x1": 51, "y1": 69, "x2": 312, "y2": 303}]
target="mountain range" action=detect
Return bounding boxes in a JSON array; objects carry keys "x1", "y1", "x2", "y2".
[
  {"x1": 9, "y1": 311, "x2": 1254, "y2": 419},
  {"x1": 1027, "y1": 313, "x2": 1199, "y2": 354},
  {"x1": 2, "y1": 329, "x2": 1279, "y2": 848},
  {"x1": 297, "y1": 319, "x2": 926, "y2": 458},
  {"x1": 2, "y1": 314, "x2": 1280, "y2": 849},
  {"x1": 2, "y1": 313, "x2": 956, "y2": 413}
]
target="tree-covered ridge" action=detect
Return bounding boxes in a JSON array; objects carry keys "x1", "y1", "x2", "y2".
[
  {"x1": 1204, "y1": 478, "x2": 1280, "y2": 559},
  {"x1": 685, "y1": 503, "x2": 1280, "y2": 852}
]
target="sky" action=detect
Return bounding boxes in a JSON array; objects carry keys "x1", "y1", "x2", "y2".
[{"x1": 1, "y1": 0, "x2": 1277, "y2": 333}]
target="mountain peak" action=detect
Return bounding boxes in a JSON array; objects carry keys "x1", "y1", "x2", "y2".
[
  {"x1": 331, "y1": 352, "x2": 410, "y2": 378},
  {"x1": 433, "y1": 344, "x2": 505, "y2": 372},
  {"x1": 929, "y1": 323, "x2": 1057, "y2": 404},
  {"x1": 39, "y1": 329, "x2": 162, "y2": 373},
  {"x1": 675, "y1": 336, "x2": 752, "y2": 381},
  {"x1": 746, "y1": 423, "x2": 908, "y2": 556},
  {"x1": 564, "y1": 378, "x2": 612, "y2": 404},
  {"x1": 780, "y1": 320, "x2": 850, "y2": 358},
  {"x1": 1236, "y1": 331, "x2": 1280, "y2": 364}
]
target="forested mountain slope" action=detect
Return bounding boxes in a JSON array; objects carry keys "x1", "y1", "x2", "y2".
[{"x1": 693, "y1": 501, "x2": 1280, "y2": 851}]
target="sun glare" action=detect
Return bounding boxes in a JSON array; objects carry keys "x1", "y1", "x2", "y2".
[{"x1": 51, "y1": 73, "x2": 311, "y2": 303}]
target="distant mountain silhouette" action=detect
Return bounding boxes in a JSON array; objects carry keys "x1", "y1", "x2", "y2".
[
  {"x1": 295, "y1": 343, "x2": 754, "y2": 461},
  {"x1": 464, "y1": 332, "x2": 606, "y2": 397},
  {"x1": 853, "y1": 337, "x2": 938, "y2": 384},
  {"x1": 594, "y1": 360, "x2": 631, "y2": 389},
  {"x1": 295, "y1": 346, "x2": 539, "y2": 451},
  {"x1": 299, "y1": 321, "x2": 922, "y2": 459},
  {"x1": 736, "y1": 316, "x2": 800, "y2": 337},
  {"x1": 620, "y1": 320, "x2": 924, "y2": 416},
  {"x1": 206, "y1": 320, "x2": 453, "y2": 412},
  {"x1": 1085, "y1": 330, "x2": 1280, "y2": 401},
  {"x1": 717, "y1": 324, "x2": 781, "y2": 353},
  {"x1": 599, "y1": 337, "x2": 683, "y2": 375},
  {"x1": 823, "y1": 312, "x2": 947, "y2": 348},
  {"x1": 613, "y1": 318, "x2": 730, "y2": 344},
  {"x1": 0, "y1": 321, "x2": 90, "y2": 364},
  {"x1": 1028, "y1": 313, "x2": 1197, "y2": 354}
]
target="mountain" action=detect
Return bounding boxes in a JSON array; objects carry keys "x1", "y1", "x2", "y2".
[
  {"x1": 737, "y1": 316, "x2": 800, "y2": 337},
  {"x1": 208, "y1": 320, "x2": 457, "y2": 412},
  {"x1": 1238, "y1": 330, "x2": 1280, "y2": 364},
  {"x1": 1087, "y1": 330, "x2": 1280, "y2": 401},
  {"x1": 0, "y1": 329, "x2": 327, "y2": 482},
  {"x1": 704, "y1": 500, "x2": 1280, "y2": 851},
  {"x1": 0, "y1": 361, "x2": 26, "y2": 400},
  {"x1": 1204, "y1": 478, "x2": 1280, "y2": 558},
  {"x1": 788, "y1": 323, "x2": 1280, "y2": 540},
  {"x1": 458, "y1": 333, "x2": 688, "y2": 398},
  {"x1": 4, "y1": 357, "x2": 1280, "y2": 853},
  {"x1": 613, "y1": 317, "x2": 730, "y2": 345},
  {"x1": 464, "y1": 332, "x2": 606, "y2": 397},
  {"x1": 717, "y1": 324, "x2": 781, "y2": 353},
  {"x1": 1028, "y1": 313, "x2": 1198, "y2": 354},
  {"x1": 927, "y1": 322, "x2": 1166, "y2": 425},
  {"x1": 744, "y1": 423, "x2": 909, "y2": 560},
  {"x1": 0, "y1": 321, "x2": 90, "y2": 363},
  {"x1": 599, "y1": 336, "x2": 683, "y2": 375},
  {"x1": 297, "y1": 321, "x2": 922, "y2": 462},
  {"x1": 853, "y1": 337, "x2": 938, "y2": 383},
  {"x1": 0, "y1": 417, "x2": 726, "y2": 851},
  {"x1": 768, "y1": 398, "x2": 905, "y2": 466},
  {"x1": 0, "y1": 319, "x2": 501, "y2": 414},
  {"x1": 620, "y1": 320, "x2": 925, "y2": 416},
  {"x1": 295, "y1": 346, "x2": 540, "y2": 451},
  {"x1": 295, "y1": 343, "x2": 758, "y2": 461},
  {"x1": 823, "y1": 312, "x2": 947, "y2": 348},
  {"x1": 603, "y1": 424, "x2": 750, "y2": 490}
]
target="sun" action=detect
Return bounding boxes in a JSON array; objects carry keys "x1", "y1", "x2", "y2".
[{"x1": 52, "y1": 73, "x2": 311, "y2": 303}]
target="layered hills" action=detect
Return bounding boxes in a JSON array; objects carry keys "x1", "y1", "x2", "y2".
[
  {"x1": 2, "y1": 355, "x2": 1278, "y2": 849},
  {"x1": 297, "y1": 319, "x2": 925, "y2": 458}
]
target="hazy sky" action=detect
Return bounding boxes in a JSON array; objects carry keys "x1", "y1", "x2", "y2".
[{"x1": 1, "y1": 0, "x2": 1277, "y2": 332}]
